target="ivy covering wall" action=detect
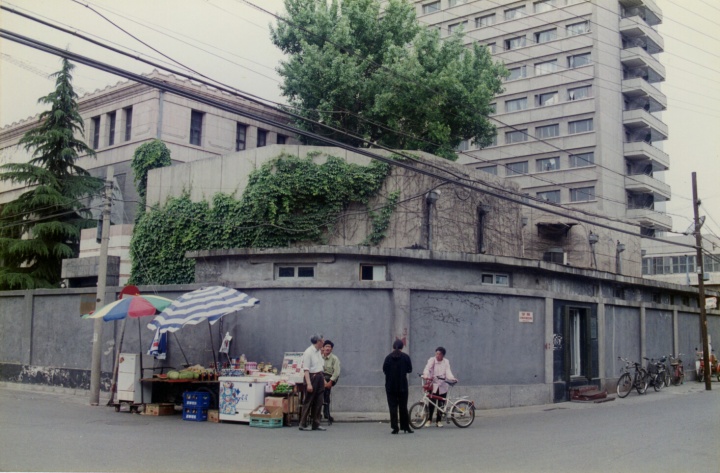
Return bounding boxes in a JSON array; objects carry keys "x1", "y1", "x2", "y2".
[{"x1": 129, "y1": 153, "x2": 393, "y2": 285}]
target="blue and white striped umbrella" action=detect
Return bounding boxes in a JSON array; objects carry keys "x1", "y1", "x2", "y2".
[{"x1": 147, "y1": 286, "x2": 260, "y2": 334}]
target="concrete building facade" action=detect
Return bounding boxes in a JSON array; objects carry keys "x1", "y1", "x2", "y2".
[
  {"x1": 641, "y1": 234, "x2": 720, "y2": 293},
  {"x1": 412, "y1": 0, "x2": 671, "y2": 236}
]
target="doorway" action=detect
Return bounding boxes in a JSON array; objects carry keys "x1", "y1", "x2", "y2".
[{"x1": 553, "y1": 302, "x2": 598, "y2": 402}]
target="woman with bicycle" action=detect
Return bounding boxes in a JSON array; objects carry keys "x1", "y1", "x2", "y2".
[{"x1": 422, "y1": 347, "x2": 457, "y2": 428}]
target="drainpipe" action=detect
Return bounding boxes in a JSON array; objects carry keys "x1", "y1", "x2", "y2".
[{"x1": 426, "y1": 190, "x2": 439, "y2": 250}]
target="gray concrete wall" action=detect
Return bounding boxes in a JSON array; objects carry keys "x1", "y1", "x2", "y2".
[
  {"x1": 603, "y1": 305, "x2": 642, "y2": 379},
  {"x1": 645, "y1": 308, "x2": 673, "y2": 359}
]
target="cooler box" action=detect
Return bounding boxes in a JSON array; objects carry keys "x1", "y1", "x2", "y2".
[{"x1": 218, "y1": 377, "x2": 267, "y2": 423}]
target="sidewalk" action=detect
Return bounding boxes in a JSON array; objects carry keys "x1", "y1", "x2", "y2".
[{"x1": 0, "y1": 380, "x2": 712, "y2": 423}]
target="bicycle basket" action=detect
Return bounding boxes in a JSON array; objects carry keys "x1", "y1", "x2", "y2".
[{"x1": 423, "y1": 379, "x2": 433, "y2": 392}]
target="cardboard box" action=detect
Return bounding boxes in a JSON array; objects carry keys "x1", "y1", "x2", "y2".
[
  {"x1": 250, "y1": 405, "x2": 283, "y2": 419},
  {"x1": 265, "y1": 395, "x2": 297, "y2": 414},
  {"x1": 144, "y1": 403, "x2": 175, "y2": 416},
  {"x1": 208, "y1": 409, "x2": 220, "y2": 423}
]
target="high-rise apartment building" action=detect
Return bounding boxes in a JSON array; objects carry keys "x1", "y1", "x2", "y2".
[{"x1": 412, "y1": 0, "x2": 670, "y2": 236}]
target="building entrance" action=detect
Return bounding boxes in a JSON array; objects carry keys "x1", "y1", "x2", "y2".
[{"x1": 553, "y1": 302, "x2": 599, "y2": 402}]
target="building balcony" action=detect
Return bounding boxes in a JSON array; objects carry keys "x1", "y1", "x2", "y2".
[
  {"x1": 620, "y1": 18, "x2": 663, "y2": 52},
  {"x1": 623, "y1": 141, "x2": 669, "y2": 171},
  {"x1": 625, "y1": 174, "x2": 671, "y2": 200},
  {"x1": 619, "y1": 0, "x2": 663, "y2": 26},
  {"x1": 626, "y1": 208, "x2": 672, "y2": 231},
  {"x1": 621, "y1": 47, "x2": 665, "y2": 80},
  {"x1": 622, "y1": 77, "x2": 667, "y2": 110},
  {"x1": 623, "y1": 109, "x2": 668, "y2": 139}
]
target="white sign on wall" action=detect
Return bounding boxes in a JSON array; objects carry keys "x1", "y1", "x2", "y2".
[{"x1": 519, "y1": 311, "x2": 534, "y2": 323}]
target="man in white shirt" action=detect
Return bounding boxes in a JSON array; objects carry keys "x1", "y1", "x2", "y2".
[{"x1": 299, "y1": 333, "x2": 326, "y2": 431}]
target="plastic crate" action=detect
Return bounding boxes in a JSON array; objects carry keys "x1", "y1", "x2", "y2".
[
  {"x1": 249, "y1": 417, "x2": 283, "y2": 428},
  {"x1": 183, "y1": 391, "x2": 211, "y2": 408},
  {"x1": 182, "y1": 408, "x2": 208, "y2": 422}
]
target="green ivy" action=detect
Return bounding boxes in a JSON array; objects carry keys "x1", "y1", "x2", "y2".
[
  {"x1": 129, "y1": 153, "x2": 393, "y2": 285},
  {"x1": 131, "y1": 140, "x2": 172, "y2": 224}
]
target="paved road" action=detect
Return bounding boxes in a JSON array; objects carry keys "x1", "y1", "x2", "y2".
[{"x1": 0, "y1": 383, "x2": 718, "y2": 473}]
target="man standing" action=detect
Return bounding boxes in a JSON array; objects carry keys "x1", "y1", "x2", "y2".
[
  {"x1": 299, "y1": 334, "x2": 326, "y2": 431},
  {"x1": 322, "y1": 340, "x2": 341, "y2": 424}
]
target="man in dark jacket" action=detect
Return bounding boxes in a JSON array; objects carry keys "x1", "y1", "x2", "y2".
[{"x1": 382, "y1": 339, "x2": 413, "y2": 434}]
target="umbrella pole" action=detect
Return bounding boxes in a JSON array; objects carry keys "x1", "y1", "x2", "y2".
[
  {"x1": 208, "y1": 321, "x2": 218, "y2": 372},
  {"x1": 106, "y1": 318, "x2": 127, "y2": 407},
  {"x1": 172, "y1": 332, "x2": 190, "y2": 367},
  {"x1": 138, "y1": 318, "x2": 145, "y2": 405}
]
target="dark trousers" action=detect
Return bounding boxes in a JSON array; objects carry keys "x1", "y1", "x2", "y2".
[
  {"x1": 323, "y1": 386, "x2": 332, "y2": 419},
  {"x1": 428, "y1": 390, "x2": 447, "y2": 422},
  {"x1": 299, "y1": 372, "x2": 325, "y2": 428},
  {"x1": 386, "y1": 390, "x2": 409, "y2": 431}
]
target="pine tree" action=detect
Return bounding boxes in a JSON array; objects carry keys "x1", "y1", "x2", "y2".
[{"x1": 0, "y1": 58, "x2": 103, "y2": 290}]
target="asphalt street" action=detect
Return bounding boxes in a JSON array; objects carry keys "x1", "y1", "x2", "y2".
[{"x1": 0, "y1": 382, "x2": 718, "y2": 473}]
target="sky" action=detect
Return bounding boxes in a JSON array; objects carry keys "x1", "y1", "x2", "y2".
[{"x1": 1, "y1": 0, "x2": 719, "y2": 238}]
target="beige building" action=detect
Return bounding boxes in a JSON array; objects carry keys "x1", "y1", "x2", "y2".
[
  {"x1": 641, "y1": 234, "x2": 720, "y2": 293},
  {"x1": 0, "y1": 71, "x2": 297, "y2": 284},
  {"x1": 412, "y1": 0, "x2": 671, "y2": 237}
]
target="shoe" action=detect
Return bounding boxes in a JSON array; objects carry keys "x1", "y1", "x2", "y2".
[
  {"x1": 391, "y1": 429, "x2": 399, "y2": 434},
  {"x1": 313, "y1": 426, "x2": 327, "y2": 431},
  {"x1": 403, "y1": 428, "x2": 414, "y2": 434},
  {"x1": 436, "y1": 422, "x2": 443, "y2": 428},
  {"x1": 328, "y1": 416, "x2": 334, "y2": 423},
  {"x1": 299, "y1": 426, "x2": 312, "y2": 431},
  {"x1": 423, "y1": 420, "x2": 432, "y2": 427}
]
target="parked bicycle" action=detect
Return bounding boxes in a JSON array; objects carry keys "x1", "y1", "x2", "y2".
[
  {"x1": 616, "y1": 357, "x2": 648, "y2": 398},
  {"x1": 408, "y1": 374, "x2": 475, "y2": 429},
  {"x1": 643, "y1": 357, "x2": 666, "y2": 392},
  {"x1": 668, "y1": 353, "x2": 685, "y2": 386}
]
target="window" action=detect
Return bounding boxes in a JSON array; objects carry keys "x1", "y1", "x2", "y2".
[
  {"x1": 506, "y1": 161, "x2": 528, "y2": 175},
  {"x1": 476, "y1": 14, "x2": 496, "y2": 28},
  {"x1": 536, "y1": 124, "x2": 559, "y2": 139},
  {"x1": 276, "y1": 265, "x2": 316, "y2": 279},
  {"x1": 486, "y1": 43, "x2": 496, "y2": 54},
  {"x1": 449, "y1": 0, "x2": 468, "y2": 5},
  {"x1": 422, "y1": 1, "x2": 440, "y2": 14},
  {"x1": 567, "y1": 21, "x2": 590, "y2": 36},
  {"x1": 537, "y1": 91, "x2": 558, "y2": 106},
  {"x1": 507, "y1": 66, "x2": 527, "y2": 81},
  {"x1": 535, "y1": 29, "x2": 557, "y2": 43},
  {"x1": 123, "y1": 107, "x2": 133, "y2": 141},
  {"x1": 569, "y1": 152, "x2": 594, "y2": 167},
  {"x1": 486, "y1": 134, "x2": 498, "y2": 147},
  {"x1": 448, "y1": 21, "x2": 467, "y2": 34},
  {"x1": 478, "y1": 165, "x2": 497, "y2": 175},
  {"x1": 257, "y1": 129, "x2": 267, "y2": 147},
  {"x1": 506, "y1": 130, "x2": 528, "y2": 144},
  {"x1": 568, "y1": 53, "x2": 591, "y2": 68},
  {"x1": 360, "y1": 264, "x2": 387, "y2": 281},
  {"x1": 534, "y1": 59, "x2": 557, "y2": 76},
  {"x1": 570, "y1": 186, "x2": 595, "y2": 202},
  {"x1": 537, "y1": 190, "x2": 561, "y2": 203},
  {"x1": 534, "y1": 0, "x2": 554, "y2": 13},
  {"x1": 505, "y1": 97, "x2": 528, "y2": 112},
  {"x1": 236, "y1": 123, "x2": 247, "y2": 151},
  {"x1": 568, "y1": 119, "x2": 593, "y2": 134},
  {"x1": 505, "y1": 36, "x2": 526, "y2": 50},
  {"x1": 536, "y1": 156, "x2": 560, "y2": 171},
  {"x1": 190, "y1": 110, "x2": 203, "y2": 146},
  {"x1": 481, "y1": 273, "x2": 509, "y2": 286},
  {"x1": 91, "y1": 116, "x2": 100, "y2": 149},
  {"x1": 107, "y1": 111, "x2": 116, "y2": 147},
  {"x1": 489, "y1": 103, "x2": 497, "y2": 114},
  {"x1": 277, "y1": 134, "x2": 287, "y2": 145},
  {"x1": 456, "y1": 139, "x2": 470, "y2": 151},
  {"x1": 505, "y1": 6, "x2": 526, "y2": 20},
  {"x1": 568, "y1": 85, "x2": 591, "y2": 101}
]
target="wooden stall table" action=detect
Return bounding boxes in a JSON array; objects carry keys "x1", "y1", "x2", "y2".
[{"x1": 140, "y1": 378, "x2": 220, "y2": 409}]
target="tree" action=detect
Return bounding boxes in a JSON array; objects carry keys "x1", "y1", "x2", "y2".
[
  {"x1": 0, "y1": 58, "x2": 102, "y2": 290},
  {"x1": 271, "y1": 0, "x2": 507, "y2": 160},
  {"x1": 130, "y1": 139, "x2": 172, "y2": 224}
]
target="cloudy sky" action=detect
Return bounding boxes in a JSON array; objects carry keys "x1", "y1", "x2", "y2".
[{"x1": 1, "y1": 0, "x2": 718, "y2": 237}]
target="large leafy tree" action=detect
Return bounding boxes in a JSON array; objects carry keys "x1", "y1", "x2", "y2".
[
  {"x1": 271, "y1": 0, "x2": 507, "y2": 160},
  {"x1": 0, "y1": 58, "x2": 103, "y2": 290}
]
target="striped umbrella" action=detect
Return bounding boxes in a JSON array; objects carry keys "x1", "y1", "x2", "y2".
[
  {"x1": 147, "y1": 286, "x2": 260, "y2": 334},
  {"x1": 83, "y1": 295, "x2": 174, "y2": 322}
]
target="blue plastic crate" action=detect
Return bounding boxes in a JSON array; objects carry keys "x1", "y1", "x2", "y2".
[
  {"x1": 182, "y1": 408, "x2": 208, "y2": 422},
  {"x1": 183, "y1": 391, "x2": 211, "y2": 408},
  {"x1": 249, "y1": 417, "x2": 283, "y2": 428}
]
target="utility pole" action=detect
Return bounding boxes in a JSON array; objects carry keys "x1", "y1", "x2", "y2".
[
  {"x1": 90, "y1": 166, "x2": 113, "y2": 405},
  {"x1": 691, "y1": 172, "x2": 711, "y2": 391}
]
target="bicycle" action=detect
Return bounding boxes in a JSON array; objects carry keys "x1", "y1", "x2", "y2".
[
  {"x1": 408, "y1": 374, "x2": 475, "y2": 429},
  {"x1": 668, "y1": 353, "x2": 685, "y2": 386},
  {"x1": 616, "y1": 357, "x2": 648, "y2": 398},
  {"x1": 643, "y1": 357, "x2": 665, "y2": 392}
]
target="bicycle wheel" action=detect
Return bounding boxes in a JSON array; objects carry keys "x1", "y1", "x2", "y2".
[
  {"x1": 408, "y1": 402, "x2": 428, "y2": 430},
  {"x1": 450, "y1": 400, "x2": 475, "y2": 428},
  {"x1": 636, "y1": 370, "x2": 648, "y2": 394},
  {"x1": 616, "y1": 373, "x2": 632, "y2": 398},
  {"x1": 663, "y1": 370, "x2": 671, "y2": 388},
  {"x1": 671, "y1": 365, "x2": 684, "y2": 385},
  {"x1": 653, "y1": 373, "x2": 663, "y2": 392}
]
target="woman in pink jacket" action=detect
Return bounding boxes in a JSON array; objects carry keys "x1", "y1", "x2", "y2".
[{"x1": 422, "y1": 346, "x2": 457, "y2": 427}]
